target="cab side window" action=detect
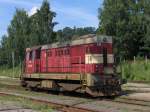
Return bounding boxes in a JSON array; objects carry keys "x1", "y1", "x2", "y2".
[
  {"x1": 26, "y1": 52, "x2": 30, "y2": 61},
  {"x1": 29, "y1": 51, "x2": 35, "y2": 61},
  {"x1": 36, "y1": 50, "x2": 41, "y2": 59},
  {"x1": 29, "y1": 51, "x2": 32, "y2": 61}
]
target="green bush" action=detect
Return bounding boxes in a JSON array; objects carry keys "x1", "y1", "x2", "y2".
[
  {"x1": 120, "y1": 59, "x2": 150, "y2": 81},
  {"x1": 1, "y1": 59, "x2": 150, "y2": 81},
  {"x1": 0, "y1": 65, "x2": 21, "y2": 78}
]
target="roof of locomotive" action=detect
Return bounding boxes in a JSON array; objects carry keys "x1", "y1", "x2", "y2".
[
  {"x1": 26, "y1": 34, "x2": 112, "y2": 51},
  {"x1": 41, "y1": 34, "x2": 112, "y2": 50},
  {"x1": 26, "y1": 45, "x2": 42, "y2": 52}
]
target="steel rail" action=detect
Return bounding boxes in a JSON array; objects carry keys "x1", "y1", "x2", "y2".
[
  {"x1": 0, "y1": 108, "x2": 32, "y2": 111},
  {"x1": 1, "y1": 82, "x2": 150, "y2": 111},
  {"x1": 104, "y1": 97, "x2": 150, "y2": 107},
  {"x1": 0, "y1": 92, "x2": 104, "y2": 112}
]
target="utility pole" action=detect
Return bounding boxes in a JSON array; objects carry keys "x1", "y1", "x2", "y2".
[
  {"x1": 19, "y1": 56, "x2": 22, "y2": 78},
  {"x1": 12, "y1": 51, "x2": 15, "y2": 79}
]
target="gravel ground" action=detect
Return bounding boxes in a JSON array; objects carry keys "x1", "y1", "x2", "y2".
[
  {"x1": 122, "y1": 83, "x2": 150, "y2": 101},
  {"x1": 0, "y1": 95, "x2": 60, "y2": 112},
  {"x1": 0, "y1": 101, "x2": 36, "y2": 112},
  {"x1": 1, "y1": 90, "x2": 150, "y2": 112},
  {"x1": 0, "y1": 78, "x2": 150, "y2": 112},
  {"x1": 76, "y1": 100, "x2": 150, "y2": 112},
  {"x1": 124, "y1": 83, "x2": 150, "y2": 88},
  {"x1": 0, "y1": 78, "x2": 20, "y2": 86}
]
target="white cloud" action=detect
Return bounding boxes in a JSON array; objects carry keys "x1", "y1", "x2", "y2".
[
  {"x1": 28, "y1": 6, "x2": 39, "y2": 16},
  {"x1": 0, "y1": 0, "x2": 41, "y2": 16}
]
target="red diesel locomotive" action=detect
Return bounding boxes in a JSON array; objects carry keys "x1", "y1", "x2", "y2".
[{"x1": 21, "y1": 34, "x2": 123, "y2": 96}]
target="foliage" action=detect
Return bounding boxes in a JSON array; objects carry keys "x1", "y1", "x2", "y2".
[
  {"x1": 56, "y1": 27, "x2": 96, "y2": 42},
  {"x1": 0, "y1": 35, "x2": 9, "y2": 65},
  {"x1": 0, "y1": 65, "x2": 21, "y2": 78},
  {"x1": 0, "y1": 0, "x2": 56, "y2": 66},
  {"x1": 0, "y1": 95, "x2": 53, "y2": 112},
  {"x1": 29, "y1": 0, "x2": 57, "y2": 45},
  {"x1": 121, "y1": 59, "x2": 150, "y2": 81},
  {"x1": 8, "y1": 9, "x2": 30, "y2": 61},
  {"x1": 98, "y1": 0, "x2": 150, "y2": 59},
  {"x1": 0, "y1": 0, "x2": 96, "y2": 67}
]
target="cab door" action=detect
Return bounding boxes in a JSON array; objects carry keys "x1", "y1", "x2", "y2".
[
  {"x1": 35, "y1": 49, "x2": 41, "y2": 73},
  {"x1": 103, "y1": 47, "x2": 108, "y2": 67},
  {"x1": 25, "y1": 50, "x2": 35, "y2": 74}
]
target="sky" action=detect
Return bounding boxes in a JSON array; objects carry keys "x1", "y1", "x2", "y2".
[{"x1": 0, "y1": 0, "x2": 103, "y2": 38}]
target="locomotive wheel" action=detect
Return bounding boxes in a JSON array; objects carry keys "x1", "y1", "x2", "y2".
[
  {"x1": 20, "y1": 80, "x2": 27, "y2": 87},
  {"x1": 86, "y1": 85, "x2": 122, "y2": 97},
  {"x1": 86, "y1": 87, "x2": 104, "y2": 97}
]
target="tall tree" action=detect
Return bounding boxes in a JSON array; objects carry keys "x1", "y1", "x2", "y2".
[
  {"x1": 0, "y1": 0, "x2": 57, "y2": 66},
  {"x1": 0, "y1": 35, "x2": 9, "y2": 64},
  {"x1": 98, "y1": 0, "x2": 150, "y2": 59},
  {"x1": 30, "y1": 0, "x2": 56, "y2": 45},
  {"x1": 6, "y1": 9, "x2": 30, "y2": 63},
  {"x1": 57, "y1": 27, "x2": 74, "y2": 42}
]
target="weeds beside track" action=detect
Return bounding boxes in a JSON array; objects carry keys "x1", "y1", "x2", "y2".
[
  {"x1": 1, "y1": 78, "x2": 150, "y2": 112},
  {"x1": 0, "y1": 92, "x2": 102, "y2": 112}
]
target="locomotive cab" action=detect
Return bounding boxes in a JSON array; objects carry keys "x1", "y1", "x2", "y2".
[
  {"x1": 84, "y1": 36, "x2": 122, "y2": 96},
  {"x1": 25, "y1": 46, "x2": 41, "y2": 74}
]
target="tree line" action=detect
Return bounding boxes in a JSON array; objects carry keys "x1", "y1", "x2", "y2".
[
  {"x1": 0, "y1": 0, "x2": 150, "y2": 67},
  {"x1": 0, "y1": 0, "x2": 96, "y2": 66},
  {"x1": 98, "y1": 0, "x2": 150, "y2": 59}
]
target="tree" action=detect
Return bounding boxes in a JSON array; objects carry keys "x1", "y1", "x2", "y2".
[
  {"x1": 98, "y1": 0, "x2": 150, "y2": 59},
  {"x1": 30, "y1": 0, "x2": 57, "y2": 45},
  {"x1": 0, "y1": 35, "x2": 9, "y2": 65},
  {"x1": 57, "y1": 27, "x2": 74, "y2": 42},
  {"x1": 0, "y1": 0, "x2": 57, "y2": 66},
  {"x1": 6, "y1": 9, "x2": 30, "y2": 63},
  {"x1": 56, "y1": 27, "x2": 96, "y2": 42}
]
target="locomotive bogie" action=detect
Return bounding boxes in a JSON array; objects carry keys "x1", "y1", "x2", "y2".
[{"x1": 21, "y1": 72, "x2": 121, "y2": 96}]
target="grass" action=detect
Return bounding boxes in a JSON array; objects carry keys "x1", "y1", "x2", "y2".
[
  {"x1": 0, "y1": 59, "x2": 150, "y2": 81},
  {"x1": 120, "y1": 59, "x2": 150, "y2": 81},
  {"x1": 0, "y1": 81, "x2": 88, "y2": 104},
  {"x1": 0, "y1": 95, "x2": 54, "y2": 112},
  {"x1": 0, "y1": 65, "x2": 21, "y2": 78},
  {"x1": 0, "y1": 82, "x2": 87, "y2": 112}
]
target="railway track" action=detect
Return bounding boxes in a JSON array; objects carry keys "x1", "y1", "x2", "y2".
[
  {"x1": 129, "y1": 81, "x2": 150, "y2": 84},
  {"x1": 0, "y1": 108, "x2": 33, "y2": 112},
  {"x1": 107, "y1": 97, "x2": 150, "y2": 107},
  {"x1": 0, "y1": 92, "x2": 102, "y2": 112},
  {"x1": 0, "y1": 90, "x2": 150, "y2": 112},
  {"x1": 1, "y1": 79, "x2": 150, "y2": 112}
]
